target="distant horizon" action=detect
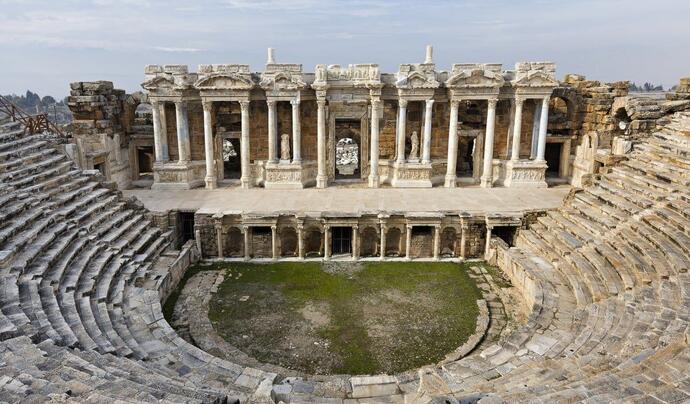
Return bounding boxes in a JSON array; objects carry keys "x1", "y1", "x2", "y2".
[{"x1": 1, "y1": 0, "x2": 688, "y2": 98}]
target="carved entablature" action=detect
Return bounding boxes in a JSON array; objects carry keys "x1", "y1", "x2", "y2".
[
  {"x1": 260, "y1": 64, "x2": 306, "y2": 97},
  {"x1": 511, "y1": 62, "x2": 557, "y2": 98},
  {"x1": 446, "y1": 63, "x2": 505, "y2": 99},
  {"x1": 396, "y1": 63, "x2": 439, "y2": 99},
  {"x1": 142, "y1": 65, "x2": 197, "y2": 98},
  {"x1": 195, "y1": 64, "x2": 254, "y2": 91},
  {"x1": 313, "y1": 64, "x2": 380, "y2": 90}
]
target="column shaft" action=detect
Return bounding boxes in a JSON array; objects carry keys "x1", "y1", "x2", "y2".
[
  {"x1": 297, "y1": 226, "x2": 304, "y2": 259},
  {"x1": 368, "y1": 99, "x2": 380, "y2": 187},
  {"x1": 485, "y1": 226, "x2": 492, "y2": 258},
  {"x1": 324, "y1": 225, "x2": 331, "y2": 260},
  {"x1": 215, "y1": 225, "x2": 223, "y2": 258},
  {"x1": 352, "y1": 226, "x2": 359, "y2": 260},
  {"x1": 422, "y1": 99, "x2": 434, "y2": 164},
  {"x1": 291, "y1": 100, "x2": 301, "y2": 163},
  {"x1": 203, "y1": 101, "x2": 217, "y2": 189},
  {"x1": 405, "y1": 225, "x2": 412, "y2": 259},
  {"x1": 530, "y1": 102, "x2": 541, "y2": 159},
  {"x1": 480, "y1": 98, "x2": 498, "y2": 188},
  {"x1": 380, "y1": 225, "x2": 386, "y2": 259},
  {"x1": 433, "y1": 226, "x2": 440, "y2": 260},
  {"x1": 240, "y1": 101, "x2": 251, "y2": 188},
  {"x1": 396, "y1": 100, "x2": 408, "y2": 163},
  {"x1": 510, "y1": 97, "x2": 524, "y2": 161},
  {"x1": 536, "y1": 97, "x2": 550, "y2": 161},
  {"x1": 316, "y1": 99, "x2": 327, "y2": 188},
  {"x1": 151, "y1": 101, "x2": 164, "y2": 162},
  {"x1": 158, "y1": 102, "x2": 169, "y2": 161},
  {"x1": 445, "y1": 100, "x2": 460, "y2": 187},
  {"x1": 271, "y1": 226, "x2": 278, "y2": 260},
  {"x1": 175, "y1": 101, "x2": 190, "y2": 162},
  {"x1": 267, "y1": 100, "x2": 277, "y2": 163},
  {"x1": 460, "y1": 225, "x2": 468, "y2": 259},
  {"x1": 243, "y1": 227, "x2": 250, "y2": 260}
]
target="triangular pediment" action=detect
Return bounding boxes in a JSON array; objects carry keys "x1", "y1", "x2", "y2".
[
  {"x1": 194, "y1": 73, "x2": 254, "y2": 90},
  {"x1": 260, "y1": 71, "x2": 305, "y2": 91},
  {"x1": 514, "y1": 71, "x2": 558, "y2": 88},
  {"x1": 446, "y1": 69, "x2": 504, "y2": 88},
  {"x1": 397, "y1": 70, "x2": 439, "y2": 89},
  {"x1": 141, "y1": 76, "x2": 175, "y2": 90}
]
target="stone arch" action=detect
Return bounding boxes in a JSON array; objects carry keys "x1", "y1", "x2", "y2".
[
  {"x1": 280, "y1": 227, "x2": 298, "y2": 257},
  {"x1": 360, "y1": 226, "x2": 379, "y2": 257},
  {"x1": 550, "y1": 87, "x2": 580, "y2": 136},
  {"x1": 385, "y1": 227, "x2": 402, "y2": 257},
  {"x1": 304, "y1": 228, "x2": 323, "y2": 257},
  {"x1": 440, "y1": 227, "x2": 458, "y2": 257},
  {"x1": 225, "y1": 227, "x2": 244, "y2": 257}
]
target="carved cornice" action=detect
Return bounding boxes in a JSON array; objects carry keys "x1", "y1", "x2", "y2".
[{"x1": 194, "y1": 72, "x2": 254, "y2": 91}]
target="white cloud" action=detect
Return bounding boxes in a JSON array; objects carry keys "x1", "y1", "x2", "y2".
[{"x1": 154, "y1": 46, "x2": 204, "y2": 53}]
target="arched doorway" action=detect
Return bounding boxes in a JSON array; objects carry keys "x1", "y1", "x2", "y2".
[
  {"x1": 225, "y1": 228, "x2": 244, "y2": 257},
  {"x1": 215, "y1": 102, "x2": 242, "y2": 181},
  {"x1": 304, "y1": 229, "x2": 323, "y2": 257},
  {"x1": 334, "y1": 120, "x2": 361, "y2": 180},
  {"x1": 280, "y1": 228, "x2": 298, "y2": 257},
  {"x1": 440, "y1": 228, "x2": 458, "y2": 258},
  {"x1": 385, "y1": 227, "x2": 402, "y2": 257},
  {"x1": 360, "y1": 227, "x2": 379, "y2": 257}
]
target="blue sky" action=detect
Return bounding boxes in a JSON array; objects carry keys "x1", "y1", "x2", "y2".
[{"x1": 0, "y1": 0, "x2": 688, "y2": 97}]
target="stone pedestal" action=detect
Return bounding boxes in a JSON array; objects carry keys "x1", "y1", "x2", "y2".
[
  {"x1": 502, "y1": 160, "x2": 547, "y2": 188},
  {"x1": 263, "y1": 162, "x2": 315, "y2": 189},
  {"x1": 152, "y1": 161, "x2": 206, "y2": 190},
  {"x1": 391, "y1": 161, "x2": 432, "y2": 188}
]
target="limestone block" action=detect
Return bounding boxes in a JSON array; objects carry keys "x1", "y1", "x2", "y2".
[{"x1": 350, "y1": 375, "x2": 399, "y2": 398}]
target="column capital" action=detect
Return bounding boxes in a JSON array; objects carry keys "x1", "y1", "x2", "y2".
[
  {"x1": 514, "y1": 95, "x2": 526, "y2": 105},
  {"x1": 150, "y1": 99, "x2": 160, "y2": 107},
  {"x1": 406, "y1": 224, "x2": 413, "y2": 230},
  {"x1": 202, "y1": 100, "x2": 213, "y2": 111},
  {"x1": 317, "y1": 98, "x2": 327, "y2": 108},
  {"x1": 399, "y1": 99, "x2": 408, "y2": 108},
  {"x1": 450, "y1": 99, "x2": 460, "y2": 109},
  {"x1": 352, "y1": 224, "x2": 359, "y2": 230},
  {"x1": 425, "y1": 99, "x2": 435, "y2": 107},
  {"x1": 297, "y1": 224, "x2": 304, "y2": 231},
  {"x1": 290, "y1": 99, "x2": 300, "y2": 106},
  {"x1": 370, "y1": 97, "x2": 381, "y2": 107},
  {"x1": 242, "y1": 225, "x2": 250, "y2": 233},
  {"x1": 266, "y1": 99, "x2": 276, "y2": 107},
  {"x1": 214, "y1": 222, "x2": 222, "y2": 231},
  {"x1": 487, "y1": 97, "x2": 499, "y2": 108},
  {"x1": 271, "y1": 225, "x2": 277, "y2": 231},
  {"x1": 239, "y1": 100, "x2": 250, "y2": 111},
  {"x1": 542, "y1": 96, "x2": 550, "y2": 105},
  {"x1": 174, "y1": 99, "x2": 187, "y2": 107}
]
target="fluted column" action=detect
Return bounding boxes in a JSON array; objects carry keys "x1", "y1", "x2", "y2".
[
  {"x1": 291, "y1": 99, "x2": 301, "y2": 163},
  {"x1": 422, "y1": 99, "x2": 434, "y2": 164},
  {"x1": 368, "y1": 99, "x2": 381, "y2": 188},
  {"x1": 151, "y1": 100, "x2": 165, "y2": 162},
  {"x1": 536, "y1": 97, "x2": 550, "y2": 161},
  {"x1": 316, "y1": 99, "x2": 327, "y2": 188},
  {"x1": 267, "y1": 100, "x2": 277, "y2": 163},
  {"x1": 510, "y1": 96, "x2": 525, "y2": 162},
  {"x1": 297, "y1": 225, "x2": 304, "y2": 259},
  {"x1": 239, "y1": 100, "x2": 251, "y2": 188},
  {"x1": 480, "y1": 98, "x2": 498, "y2": 188},
  {"x1": 202, "y1": 101, "x2": 217, "y2": 189},
  {"x1": 243, "y1": 226, "x2": 250, "y2": 260},
  {"x1": 174, "y1": 100, "x2": 190, "y2": 162},
  {"x1": 444, "y1": 100, "x2": 460, "y2": 187},
  {"x1": 396, "y1": 99, "x2": 408, "y2": 163},
  {"x1": 380, "y1": 224, "x2": 387, "y2": 259},
  {"x1": 405, "y1": 225, "x2": 412, "y2": 260},
  {"x1": 158, "y1": 102, "x2": 169, "y2": 161}
]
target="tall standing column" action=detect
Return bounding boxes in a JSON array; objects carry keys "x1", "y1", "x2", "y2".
[
  {"x1": 174, "y1": 100, "x2": 191, "y2": 162},
  {"x1": 291, "y1": 99, "x2": 301, "y2": 163},
  {"x1": 405, "y1": 225, "x2": 412, "y2": 260},
  {"x1": 323, "y1": 225, "x2": 331, "y2": 260},
  {"x1": 271, "y1": 225, "x2": 278, "y2": 260},
  {"x1": 267, "y1": 100, "x2": 277, "y2": 163},
  {"x1": 316, "y1": 99, "x2": 327, "y2": 188},
  {"x1": 510, "y1": 96, "x2": 525, "y2": 162},
  {"x1": 485, "y1": 226, "x2": 492, "y2": 258},
  {"x1": 380, "y1": 224, "x2": 387, "y2": 259},
  {"x1": 243, "y1": 226, "x2": 251, "y2": 260},
  {"x1": 536, "y1": 97, "x2": 550, "y2": 161},
  {"x1": 368, "y1": 99, "x2": 381, "y2": 188},
  {"x1": 158, "y1": 102, "x2": 169, "y2": 161},
  {"x1": 396, "y1": 99, "x2": 408, "y2": 163},
  {"x1": 445, "y1": 100, "x2": 460, "y2": 187},
  {"x1": 202, "y1": 101, "x2": 217, "y2": 189},
  {"x1": 460, "y1": 223, "x2": 468, "y2": 259},
  {"x1": 422, "y1": 99, "x2": 434, "y2": 164},
  {"x1": 433, "y1": 225, "x2": 440, "y2": 260},
  {"x1": 151, "y1": 100, "x2": 164, "y2": 162},
  {"x1": 297, "y1": 225, "x2": 304, "y2": 259},
  {"x1": 352, "y1": 225, "x2": 359, "y2": 260},
  {"x1": 481, "y1": 98, "x2": 498, "y2": 188},
  {"x1": 530, "y1": 102, "x2": 542, "y2": 159},
  {"x1": 239, "y1": 100, "x2": 251, "y2": 188},
  {"x1": 215, "y1": 223, "x2": 223, "y2": 258}
]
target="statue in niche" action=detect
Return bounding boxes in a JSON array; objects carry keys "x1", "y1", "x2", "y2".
[
  {"x1": 280, "y1": 133, "x2": 291, "y2": 162},
  {"x1": 409, "y1": 131, "x2": 420, "y2": 162},
  {"x1": 315, "y1": 65, "x2": 327, "y2": 82}
]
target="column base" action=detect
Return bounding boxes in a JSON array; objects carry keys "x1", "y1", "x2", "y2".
[
  {"x1": 205, "y1": 176, "x2": 217, "y2": 189},
  {"x1": 480, "y1": 176, "x2": 493, "y2": 188},
  {"x1": 444, "y1": 174, "x2": 457, "y2": 188},
  {"x1": 316, "y1": 175, "x2": 328, "y2": 189},
  {"x1": 368, "y1": 174, "x2": 380, "y2": 188},
  {"x1": 240, "y1": 176, "x2": 252, "y2": 189}
]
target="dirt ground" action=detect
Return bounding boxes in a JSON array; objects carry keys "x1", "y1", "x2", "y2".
[{"x1": 207, "y1": 261, "x2": 482, "y2": 375}]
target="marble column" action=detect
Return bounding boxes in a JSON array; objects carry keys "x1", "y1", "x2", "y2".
[
  {"x1": 316, "y1": 99, "x2": 327, "y2": 188},
  {"x1": 158, "y1": 102, "x2": 169, "y2": 161},
  {"x1": 445, "y1": 100, "x2": 460, "y2": 187},
  {"x1": 239, "y1": 100, "x2": 251, "y2": 188},
  {"x1": 352, "y1": 225, "x2": 359, "y2": 260},
  {"x1": 396, "y1": 99, "x2": 408, "y2": 163},
  {"x1": 480, "y1": 98, "x2": 498, "y2": 188},
  {"x1": 405, "y1": 225, "x2": 412, "y2": 260},
  {"x1": 174, "y1": 100, "x2": 190, "y2": 162},
  {"x1": 324, "y1": 225, "x2": 331, "y2": 260},
  {"x1": 536, "y1": 97, "x2": 550, "y2": 161},
  {"x1": 380, "y1": 224, "x2": 387, "y2": 259},
  {"x1": 291, "y1": 99, "x2": 301, "y2": 163},
  {"x1": 243, "y1": 226, "x2": 250, "y2": 260},
  {"x1": 422, "y1": 99, "x2": 434, "y2": 164},
  {"x1": 297, "y1": 225, "x2": 304, "y2": 259},
  {"x1": 485, "y1": 226, "x2": 492, "y2": 258},
  {"x1": 460, "y1": 224, "x2": 468, "y2": 259},
  {"x1": 368, "y1": 99, "x2": 380, "y2": 188},
  {"x1": 510, "y1": 96, "x2": 525, "y2": 162},
  {"x1": 215, "y1": 223, "x2": 223, "y2": 258},
  {"x1": 433, "y1": 225, "x2": 440, "y2": 260},
  {"x1": 530, "y1": 102, "x2": 541, "y2": 159},
  {"x1": 271, "y1": 225, "x2": 278, "y2": 260},
  {"x1": 267, "y1": 100, "x2": 277, "y2": 163},
  {"x1": 151, "y1": 100, "x2": 164, "y2": 162},
  {"x1": 202, "y1": 101, "x2": 217, "y2": 189}
]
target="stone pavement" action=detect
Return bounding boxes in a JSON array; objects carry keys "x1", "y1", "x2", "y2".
[{"x1": 123, "y1": 185, "x2": 571, "y2": 215}]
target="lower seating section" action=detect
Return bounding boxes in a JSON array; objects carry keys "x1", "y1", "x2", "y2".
[{"x1": 1, "y1": 112, "x2": 689, "y2": 403}]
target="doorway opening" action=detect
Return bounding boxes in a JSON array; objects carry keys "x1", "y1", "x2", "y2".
[
  {"x1": 178, "y1": 212, "x2": 195, "y2": 246},
  {"x1": 222, "y1": 137, "x2": 242, "y2": 180},
  {"x1": 331, "y1": 226, "x2": 352, "y2": 256},
  {"x1": 335, "y1": 120, "x2": 361, "y2": 180},
  {"x1": 251, "y1": 227, "x2": 272, "y2": 258},
  {"x1": 545, "y1": 143, "x2": 561, "y2": 177},
  {"x1": 493, "y1": 226, "x2": 517, "y2": 247},
  {"x1": 410, "y1": 226, "x2": 433, "y2": 258},
  {"x1": 137, "y1": 146, "x2": 154, "y2": 180},
  {"x1": 456, "y1": 137, "x2": 476, "y2": 178}
]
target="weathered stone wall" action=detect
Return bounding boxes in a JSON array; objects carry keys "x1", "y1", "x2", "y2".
[{"x1": 194, "y1": 213, "x2": 216, "y2": 257}]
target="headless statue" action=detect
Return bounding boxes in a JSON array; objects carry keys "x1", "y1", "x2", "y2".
[
  {"x1": 280, "y1": 133, "x2": 291, "y2": 162},
  {"x1": 409, "y1": 131, "x2": 420, "y2": 162}
]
